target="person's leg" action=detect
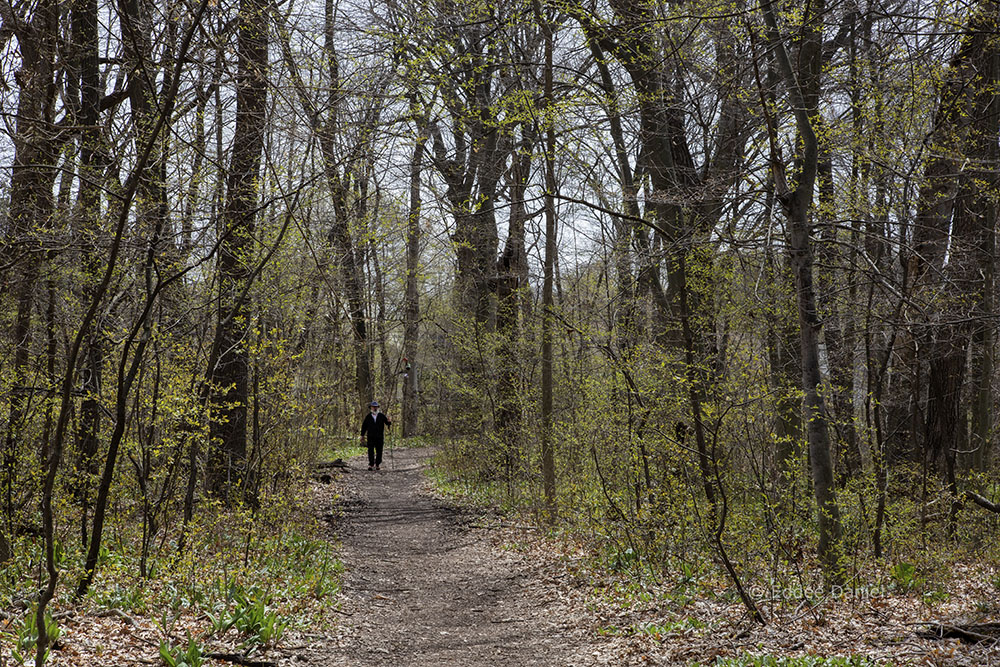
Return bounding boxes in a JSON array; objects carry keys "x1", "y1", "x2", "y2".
[
  {"x1": 367, "y1": 442, "x2": 375, "y2": 468},
  {"x1": 375, "y1": 441, "x2": 384, "y2": 468}
]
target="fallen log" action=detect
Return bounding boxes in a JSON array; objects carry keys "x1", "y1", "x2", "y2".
[
  {"x1": 965, "y1": 491, "x2": 1000, "y2": 514},
  {"x1": 918, "y1": 622, "x2": 1000, "y2": 643}
]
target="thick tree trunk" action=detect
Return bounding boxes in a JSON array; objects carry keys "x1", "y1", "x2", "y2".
[
  {"x1": 424, "y1": 84, "x2": 504, "y2": 330},
  {"x1": 970, "y1": 259, "x2": 995, "y2": 471},
  {"x1": 452, "y1": 205, "x2": 500, "y2": 328},
  {"x1": 0, "y1": 0, "x2": 61, "y2": 567},
  {"x1": 207, "y1": 0, "x2": 268, "y2": 498},
  {"x1": 496, "y1": 122, "x2": 534, "y2": 470},
  {"x1": 911, "y1": 2, "x2": 999, "y2": 502}
]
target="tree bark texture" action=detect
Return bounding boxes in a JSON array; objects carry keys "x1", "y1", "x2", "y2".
[
  {"x1": 208, "y1": 0, "x2": 268, "y2": 497},
  {"x1": 919, "y1": 4, "x2": 999, "y2": 487},
  {"x1": 402, "y1": 124, "x2": 426, "y2": 438},
  {"x1": 495, "y1": 121, "x2": 535, "y2": 466},
  {"x1": 538, "y1": 0, "x2": 557, "y2": 513},
  {"x1": 1, "y1": 0, "x2": 61, "y2": 566}
]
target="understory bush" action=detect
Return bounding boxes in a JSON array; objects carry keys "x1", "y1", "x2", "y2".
[
  {"x1": 426, "y1": 331, "x2": 1000, "y2": 608},
  {"x1": 0, "y1": 479, "x2": 343, "y2": 660}
]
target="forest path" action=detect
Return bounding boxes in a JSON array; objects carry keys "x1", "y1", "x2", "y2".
[{"x1": 310, "y1": 446, "x2": 601, "y2": 666}]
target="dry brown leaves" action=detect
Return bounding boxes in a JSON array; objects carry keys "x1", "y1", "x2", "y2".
[
  {"x1": 6, "y1": 474, "x2": 998, "y2": 667},
  {"x1": 476, "y1": 521, "x2": 1000, "y2": 666}
]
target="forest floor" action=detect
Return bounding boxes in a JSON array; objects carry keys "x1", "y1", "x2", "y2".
[
  {"x1": 301, "y1": 446, "x2": 1000, "y2": 666},
  {"x1": 13, "y1": 445, "x2": 1000, "y2": 665}
]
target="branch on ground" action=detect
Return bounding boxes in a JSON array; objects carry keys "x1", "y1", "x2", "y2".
[
  {"x1": 918, "y1": 623, "x2": 1000, "y2": 643},
  {"x1": 965, "y1": 491, "x2": 1000, "y2": 514},
  {"x1": 203, "y1": 652, "x2": 276, "y2": 667}
]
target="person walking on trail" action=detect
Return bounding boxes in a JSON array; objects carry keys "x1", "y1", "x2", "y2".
[{"x1": 360, "y1": 401, "x2": 391, "y2": 470}]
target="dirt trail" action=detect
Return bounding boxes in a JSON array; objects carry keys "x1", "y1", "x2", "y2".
[{"x1": 311, "y1": 447, "x2": 600, "y2": 666}]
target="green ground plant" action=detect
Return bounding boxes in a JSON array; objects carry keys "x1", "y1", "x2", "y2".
[
  {"x1": 7, "y1": 609, "x2": 60, "y2": 666},
  {"x1": 0, "y1": 474, "x2": 343, "y2": 662},
  {"x1": 158, "y1": 637, "x2": 204, "y2": 667}
]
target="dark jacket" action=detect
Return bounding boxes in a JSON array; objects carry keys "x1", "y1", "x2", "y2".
[{"x1": 361, "y1": 412, "x2": 391, "y2": 445}]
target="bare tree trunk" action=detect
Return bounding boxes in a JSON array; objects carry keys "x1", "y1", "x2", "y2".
[
  {"x1": 754, "y1": 52, "x2": 802, "y2": 471},
  {"x1": 402, "y1": 120, "x2": 425, "y2": 438},
  {"x1": 207, "y1": 0, "x2": 268, "y2": 498},
  {"x1": 371, "y1": 233, "x2": 392, "y2": 403},
  {"x1": 34, "y1": 0, "x2": 210, "y2": 649},
  {"x1": 310, "y1": 0, "x2": 374, "y2": 411},
  {"x1": 78, "y1": 0, "x2": 211, "y2": 594},
  {"x1": 970, "y1": 249, "x2": 995, "y2": 471},
  {"x1": 963, "y1": 9, "x2": 998, "y2": 474},
  {"x1": 0, "y1": 0, "x2": 61, "y2": 571},
  {"x1": 761, "y1": 0, "x2": 844, "y2": 586},
  {"x1": 496, "y1": 121, "x2": 535, "y2": 470},
  {"x1": 537, "y1": 0, "x2": 557, "y2": 514},
  {"x1": 583, "y1": 29, "x2": 640, "y2": 344},
  {"x1": 909, "y1": 3, "x2": 999, "y2": 526},
  {"x1": 73, "y1": 0, "x2": 105, "y2": 554},
  {"x1": 326, "y1": 183, "x2": 372, "y2": 411}
]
